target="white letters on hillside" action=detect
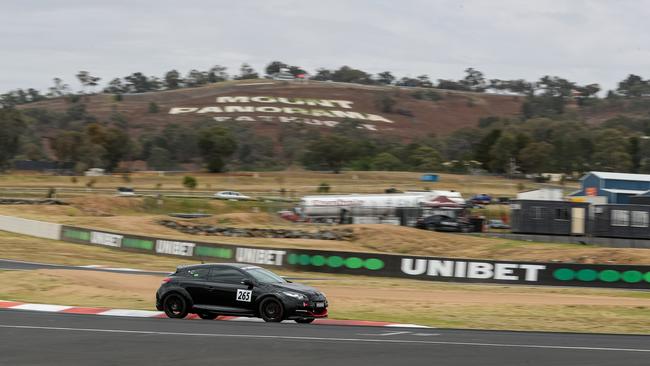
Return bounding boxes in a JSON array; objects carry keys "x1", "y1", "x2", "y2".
[{"x1": 168, "y1": 95, "x2": 393, "y2": 130}]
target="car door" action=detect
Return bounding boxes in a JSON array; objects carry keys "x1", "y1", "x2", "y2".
[
  {"x1": 180, "y1": 267, "x2": 213, "y2": 305},
  {"x1": 206, "y1": 267, "x2": 254, "y2": 311}
]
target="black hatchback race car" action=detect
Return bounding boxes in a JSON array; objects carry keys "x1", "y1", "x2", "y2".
[{"x1": 156, "y1": 263, "x2": 328, "y2": 323}]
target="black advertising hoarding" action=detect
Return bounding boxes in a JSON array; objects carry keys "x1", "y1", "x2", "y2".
[{"x1": 59, "y1": 226, "x2": 650, "y2": 289}]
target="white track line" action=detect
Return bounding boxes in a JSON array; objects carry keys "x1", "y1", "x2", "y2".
[
  {"x1": 97, "y1": 309, "x2": 163, "y2": 317},
  {"x1": 11, "y1": 304, "x2": 73, "y2": 312},
  {"x1": 0, "y1": 325, "x2": 648, "y2": 353}
]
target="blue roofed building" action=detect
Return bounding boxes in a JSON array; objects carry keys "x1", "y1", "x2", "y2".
[{"x1": 570, "y1": 171, "x2": 650, "y2": 204}]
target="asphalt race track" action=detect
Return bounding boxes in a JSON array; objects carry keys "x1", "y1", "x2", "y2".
[
  {"x1": 0, "y1": 310, "x2": 648, "y2": 366},
  {"x1": 0, "y1": 258, "x2": 168, "y2": 276}
]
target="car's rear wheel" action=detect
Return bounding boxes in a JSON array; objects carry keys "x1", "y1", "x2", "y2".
[
  {"x1": 197, "y1": 312, "x2": 218, "y2": 320},
  {"x1": 294, "y1": 317, "x2": 314, "y2": 324},
  {"x1": 163, "y1": 294, "x2": 189, "y2": 319},
  {"x1": 259, "y1": 298, "x2": 284, "y2": 322}
]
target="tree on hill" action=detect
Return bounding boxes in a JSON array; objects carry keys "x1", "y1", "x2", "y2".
[
  {"x1": 488, "y1": 79, "x2": 535, "y2": 95},
  {"x1": 371, "y1": 152, "x2": 402, "y2": 171},
  {"x1": 207, "y1": 65, "x2": 228, "y2": 82},
  {"x1": 311, "y1": 68, "x2": 333, "y2": 81},
  {"x1": 488, "y1": 132, "x2": 518, "y2": 173},
  {"x1": 474, "y1": 129, "x2": 502, "y2": 168},
  {"x1": 124, "y1": 72, "x2": 153, "y2": 93},
  {"x1": 301, "y1": 134, "x2": 359, "y2": 173},
  {"x1": 52, "y1": 131, "x2": 83, "y2": 162},
  {"x1": 461, "y1": 68, "x2": 486, "y2": 92},
  {"x1": 265, "y1": 61, "x2": 288, "y2": 76},
  {"x1": 47, "y1": 78, "x2": 70, "y2": 97},
  {"x1": 332, "y1": 66, "x2": 373, "y2": 84},
  {"x1": 197, "y1": 127, "x2": 237, "y2": 172},
  {"x1": 185, "y1": 69, "x2": 208, "y2": 87},
  {"x1": 104, "y1": 78, "x2": 127, "y2": 94},
  {"x1": 0, "y1": 108, "x2": 27, "y2": 170},
  {"x1": 164, "y1": 70, "x2": 182, "y2": 89},
  {"x1": 436, "y1": 79, "x2": 471, "y2": 91},
  {"x1": 376, "y1": 71, "x2": 395, "y2": 85},
  {"x1": 235, "y1": 63, "x2": 259, "y2": 80},
  {"x1": 616, "y1": 74, "x2": 650, "y2": 97},
  {"x1": 518, "y1": 141, "x2": 554, "y2": 174},
  {"x1": 76, "y1": 71, "x2": 101, "y2": 94}
]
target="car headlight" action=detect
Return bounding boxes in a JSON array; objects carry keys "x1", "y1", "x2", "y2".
[{"x1": 282, "y1": 291, "x2": 307, "y2": 300}]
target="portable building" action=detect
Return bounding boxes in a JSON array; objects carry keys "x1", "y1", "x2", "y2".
[
  {"x1": 592, "y1": 204, "x2": 650, "y2": 239},
  {"x1": 509, "y1": 200, "x2": 590, "y2": 236}
]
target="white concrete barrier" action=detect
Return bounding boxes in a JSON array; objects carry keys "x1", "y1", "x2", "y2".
[{"x1": 0, "y1": 215, "x2": 61, "y2": 240}]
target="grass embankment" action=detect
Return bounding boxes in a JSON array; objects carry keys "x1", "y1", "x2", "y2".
[{"x1": 0, "y1": 231, "x2": 649, "y2": 334}]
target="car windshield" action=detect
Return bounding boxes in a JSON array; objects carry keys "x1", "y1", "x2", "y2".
[{"x1": 244, "y1": 267, "x2": 287, "y2": 284}]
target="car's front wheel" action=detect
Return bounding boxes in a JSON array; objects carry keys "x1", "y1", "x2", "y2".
[
  {"x1": 259, "y1": 298, "x2": 284, "y2": 322},
  {"x1": 197, "y1": 312, "x2": 218, "y2": 320},
  {"x1": 294, "y1": 318, "x2": 314, "y2": 324},
  {"x1": 163, "y1": 294, "x2": 189, "y2": 319}
]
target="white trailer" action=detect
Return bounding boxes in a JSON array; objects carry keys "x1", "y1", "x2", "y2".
[{"x1": 298, "y1": 191, "x2": 465, "y2": 219}]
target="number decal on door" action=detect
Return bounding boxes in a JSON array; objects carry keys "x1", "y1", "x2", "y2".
[{"x1": 236, "y1": 289, "x2": 252, "y2": 302}]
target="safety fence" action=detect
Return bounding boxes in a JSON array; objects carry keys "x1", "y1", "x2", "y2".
[{"x1": 59, "y1": 225, "x2": 650, "y2": 290}]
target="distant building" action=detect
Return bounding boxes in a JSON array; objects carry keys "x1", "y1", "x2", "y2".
[
  {"x1": 570, "y1": 171, "x2": 650, "y2": 204},
  {"x1": 517, "y1": 188, "x2": 563, "y2": 201},
  {"x1": 84, "y1": 168, "x2": 105, "y2": 176}
]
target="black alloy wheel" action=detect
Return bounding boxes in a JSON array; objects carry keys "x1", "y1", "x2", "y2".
[
  {"x1": 163, "y1": 294, "x2": 189, "y2": 319},
  {"x1": 259, "y1": 298, "x2": 284, "y2": 322}
]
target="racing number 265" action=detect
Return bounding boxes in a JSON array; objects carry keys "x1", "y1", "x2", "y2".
[{"x1": 236, "y1": 289, "x2": 252, "y2": 302}]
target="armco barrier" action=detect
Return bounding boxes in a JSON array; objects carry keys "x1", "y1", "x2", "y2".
[
  {"x1": 59, "y1": 225, "x2": 650, "y2": 290},
  {"x1": 0, "y1": 215, "x2": 61, "y2": 240}
]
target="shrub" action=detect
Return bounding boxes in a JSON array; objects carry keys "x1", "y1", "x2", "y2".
[
  {"x1": 317, "y1": 182, "x2": 331, "y2": 193},
  {"x1": 182, "y1": 176, "x2": 197, "y2": 190}
]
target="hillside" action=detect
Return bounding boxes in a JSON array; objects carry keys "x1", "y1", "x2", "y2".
[{"x1": 19, "y1": 80, "x2": 523, "y2": 140}]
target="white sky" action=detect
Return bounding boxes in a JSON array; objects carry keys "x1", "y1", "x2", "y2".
[{"x1": 1, "y1": 0, "x2": 649, "y2": 92}]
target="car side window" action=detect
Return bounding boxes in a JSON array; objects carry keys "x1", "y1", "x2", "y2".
[
  {"x1": 208, "y1": 267, "x2": 247, "y2": 283},
  {"x1": 181, "y1": 268, "x2": 210, "y2": 279}
]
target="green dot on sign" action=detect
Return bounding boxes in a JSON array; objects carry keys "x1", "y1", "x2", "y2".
[
  {"x1": 345, "y1": 257, "x2": 363, "y2": 269},
  {"x1": 364, "y1": 258, "x2": 385, "y2": 270},
  {"x1": 310, "y1": 255, "x2": 326, "y2": 266},
  {"x1": 553, "y1": 268, "x2": 575, "y2": 281},
  {"x1": 298, "y1": 254, "x2": 311, "y2": 266},
  {"x1": 287, "y1": 254, "x2": 298, "y2": 265},
  {"x1": 622, "y1": 271, "x2": 643, "y2": 283},
  {"x1": 644, "y1": 272, "x2": 650, "y2": 283},
  {"x1": 327, "y1": 256, "x2": 344, "y2": 268},
  {"x1": 599, "y1": 270, "x2": 621, "y2": 282},
  {"x1": 576, "y1": 269, "x2": 598, "y2": 281}
]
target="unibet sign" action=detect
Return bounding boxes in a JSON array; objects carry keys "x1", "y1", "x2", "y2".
[
  {"x1": 169, "y1": 95, "x2": 394, "y2": 131},
  {"x1": 400, "y1": 258, "x2": 546, "y2": 282}
]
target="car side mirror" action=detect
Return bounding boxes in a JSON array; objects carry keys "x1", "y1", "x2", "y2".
[{"x1": 242, "y1": 279, "x2": 255, "y2": 288}]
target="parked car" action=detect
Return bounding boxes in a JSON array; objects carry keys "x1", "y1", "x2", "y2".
[
  {"x1": 116, "y1": 187, "x2": 137, "y2": 197},
  {"x1": 488, "y1": 219, "x2": 510, "y2": 229},
  {"x1": 470, "y1": 194, "x2": 492, "y2": 205},
  {"x1": 416, "y1": 214, "x2": 473, "y2": 233},
  {"x1": 156, "y1": 263, "x2": 328, "y2": 323},
  {"x1": 214, "y1": 191, "x2": 251, "y2": 200}
]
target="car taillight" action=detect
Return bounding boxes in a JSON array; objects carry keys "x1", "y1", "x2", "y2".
[{"x1": 162, "y1": 278, "x2": 172, "y2": 283}]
